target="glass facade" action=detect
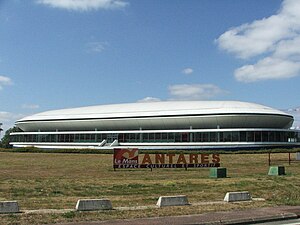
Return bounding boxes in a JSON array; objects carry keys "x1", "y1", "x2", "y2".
[{"x1": 10, "y1": 129, "x2": 300, "y2": 144}]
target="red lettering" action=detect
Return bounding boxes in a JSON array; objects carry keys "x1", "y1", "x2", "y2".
[
  {"x1": 166, "y1": 154, "x2": 175, "y2": 164},
  {"x1": 155, "y1": 154, "x2": 165, "y2": 164},
  {"x1": 177, "y1": 154, "x2": 187, "y2": 164},
  {"x1": 201, "y1": 154, "x2": 209, "y2": 164},
  {"x1": 189, "y1": 154, "x2": 198, "y2": 164},
  {"x1": 141, "y1": 154, "x2": 152, "y2": 164},
  {"x1": 212, "y1": 154, "x2": 220, "y2": 163}
]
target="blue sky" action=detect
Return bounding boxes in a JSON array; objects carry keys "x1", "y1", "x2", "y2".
[{"x1": 1, "y1": 0, "x2": 300, "y2": 132}]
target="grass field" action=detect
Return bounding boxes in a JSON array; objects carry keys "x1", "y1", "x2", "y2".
[{"x1": 1, "y1": 150, "x2": 300, "y2": 224}]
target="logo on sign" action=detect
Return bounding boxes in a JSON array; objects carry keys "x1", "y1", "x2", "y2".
[{"x1": 114, "y1": 148, "x2": 139, "y2": 165}]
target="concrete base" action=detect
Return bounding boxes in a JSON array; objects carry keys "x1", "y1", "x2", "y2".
[
  {"x1": 156, "y1": 195, "x2": 189, "y2": 207},
  {"x1": 224, "y1": 191, "x2": 252, "y2": 202},
  {"x1": 268, "y1": 166, "x2": 285, "y2": 176},
  {"x1": 296, "y1": 152, "x2": 300, "y2": 160},
  {"x1": 76, "y1": 199, "x2": 112, "y2": 211},
  {"x1": 0, "y1": 201, "x2": 20, "y2": 214}
]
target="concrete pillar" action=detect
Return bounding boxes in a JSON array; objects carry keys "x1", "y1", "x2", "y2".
[
  {"x1": 76, "y1": 199, "x2": 112, "y2": 211},
  {"x1": 0, "y1": 201, "x2": 20, "y2": 214},
  {"x1": 224, "y1": 192, "x2": 252, "y2": 202},
  {"x1": 156, "y1": 195, "x2": 189, "y2": 207}
]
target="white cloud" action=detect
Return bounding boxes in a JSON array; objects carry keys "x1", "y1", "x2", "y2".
[
  {"x1": 86, "y1": 41, "x2": 107, "y2": 53},
  {"x1": 137, "y1": 97, "x2": 161, "y2": 103},
  {"x1": 216, "y1": 0, "x2": 300, "y2": 82},
  {"x1": 182, "y1": 68, "x2": 194, "y2": 75},
  {"x1": 217, "y1": 15, "x2": 294, "y2": 59},
  {"x1": 235, "y1": 57, "x2": 300, "y2": 82},
  {"x1": 168, "y1": 84, "x2": 228, "y2": 100},
  {"x1": 0, "y1": 75, "x2": 13, "y2": 90},
  {"x1": 21, "y1": 104, "x2": 40, "y2": 109},
  {"x1": 37, "y1": 0, "x2": 129, "y2": 11},
  {"x1": 0, "y1": 112, "x2": 21, "y2": 123},
  {"x1": 0, "y1": 112, "x2": 24, "y2": 135},
  {"x1": 273, "y1": 36, "x2": 300, "y2": 60}
]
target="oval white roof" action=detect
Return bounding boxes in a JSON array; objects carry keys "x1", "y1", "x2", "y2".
[{"x1": 18, "y1": 101, "x2": 290, "y2": 122}]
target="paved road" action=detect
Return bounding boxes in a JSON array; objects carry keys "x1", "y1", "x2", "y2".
[
  {"x1": 255, "y1": 218, "x2": 300, "y2": 225},
  {"x1": 52, "y1": 206, "x2": 300, "y2": 225}
]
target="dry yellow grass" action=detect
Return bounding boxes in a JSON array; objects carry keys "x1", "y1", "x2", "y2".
[{"x1": 0, "y1": 151, "x2": 300, "y2": 224}]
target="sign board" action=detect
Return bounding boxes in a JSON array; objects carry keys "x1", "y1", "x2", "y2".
[{"x1": 113, "y1": 148, "x2": 220, "y2": 169}]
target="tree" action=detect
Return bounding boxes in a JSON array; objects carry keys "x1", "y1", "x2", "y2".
[{"x1": 0, "y1": 127, "x2": 21, "y2": 148}]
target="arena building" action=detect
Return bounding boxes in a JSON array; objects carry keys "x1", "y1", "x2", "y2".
[{"x1": 10, "y1": 101, "x2": 300, "y2": 150}]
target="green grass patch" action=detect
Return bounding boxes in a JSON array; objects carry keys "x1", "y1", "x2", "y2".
[{"x1": 1, "y1": 147, "x2": 300, "y2": 154}]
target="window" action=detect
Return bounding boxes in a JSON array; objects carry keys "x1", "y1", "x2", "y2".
[
  {"x1": 232, "y1": 132, "x2": 239, "y2": 142},
  {"x1": 118, "y1": 133, "x2": 125, "y2": 142},
  {"x1": 209, "y1": 132, "x2": 216, "y2": 142},
  {"x1": 182, "y1": 133, "x2": 188, "y2": 142},
  {"x1": 202, "y1": 132, "x2": 209, "y2": 142},
  {"x1": 80, "y1": 134, "x2": 85, "y2": 142},
  {"x1": 155, "y1": 133, "x2": 161, "y2": 142},
  {"x1": 162, "y1": 133, "x2": 168, "y2": 142},
  {"x1": 219, "y1": 132, "x2": 224, "y2": 142},
  {"x1": 194, "y1": 133, "x2": 201, "y2": 142},
  {"x1": 275, "y1": 132, "x2": 280, "y2": 142},
  {"x1": 142, "y1": 133, "x2": 148, "y2": 142},
  {"x1": 280, "y1": 132, "x2": 286, "y2": 142},
  {"x1": 175, "y1": 133, "x2": 181, "y2": 142},
  {"x1": 269, "y1": 131, "x2": 275, "y2": 142},
  {"x1": 223, "y1": 132, "x2": 232, "y2": 142},
  {"x1": 59, "y1": 134, "x2": 65, "y2": 142},
  {"x1": 65, "y1": 134, "x2": 70, "y2": 142},
  {"x1": 240, "y1": 131, "x2": 246, "y2": 142},
  {"x1": 149, "y1": 133, "x2": 154, "y2": 142},
  {"x1": 50, "y1": 134, "x2": 56, "y2": 142},
  {"x1": 168, "y1": 133, "x2": 175, "y2": 142},
  {"x1": 74, "y1": 134, "x2": 79, "y2": 142},
  {"x1": 247, "y1": 132, "x2": 254, "y2": 142},
  {"x1": 262, "y1": 131, "x2": 268, "y2": 142},
  {"x1": 254, "y1": 132, "x2": 261, "y2": 142},
  {"x1": 129, "y1": 133, "x2": 136, "y2": 142},
  {"x1": 90, "y1": 134, "x2": 95, "y2": 142}
]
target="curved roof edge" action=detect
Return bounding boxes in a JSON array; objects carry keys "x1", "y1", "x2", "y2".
[{"x1": 17, "y1": 100, "x2": 292, "y2": 123}]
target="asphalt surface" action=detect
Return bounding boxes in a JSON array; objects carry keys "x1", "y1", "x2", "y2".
[
  {"x1": 53, "y1": 206, "x2": 300, "y2": 225},
  {"x1": 255, "y1": 218, "x2": 300, "y2": 225}
]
